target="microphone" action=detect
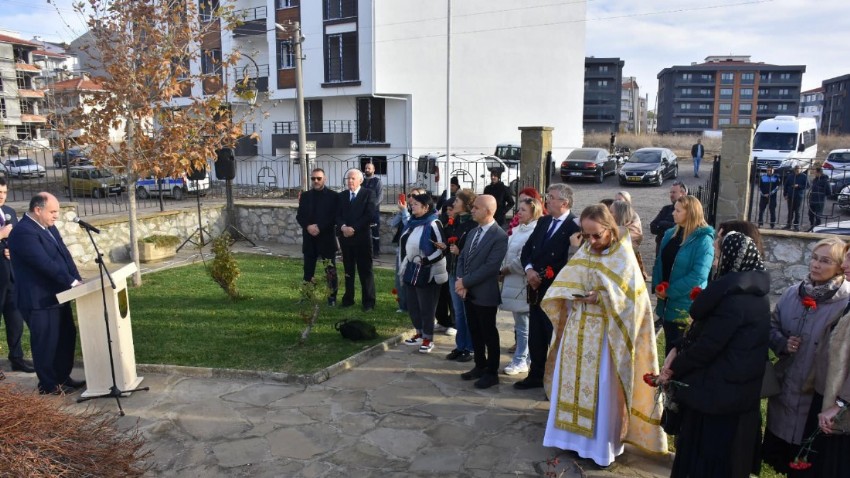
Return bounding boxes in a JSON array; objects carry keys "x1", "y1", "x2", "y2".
[{"x1": 73, "y1": 217, "x2": 101, "y2": 234}]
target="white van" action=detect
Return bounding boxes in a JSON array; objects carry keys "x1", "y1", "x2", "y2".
[
  {"x1": 751, "y1": 116, "x2": 817, "y2": 172},
  {"x1": 415, "y1": 153, "x2": 519, "y2": 198}
]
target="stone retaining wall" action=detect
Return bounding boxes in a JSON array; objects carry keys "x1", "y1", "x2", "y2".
[{"x1": 762, "y1": 229, "x2": 839, "y2": 294}]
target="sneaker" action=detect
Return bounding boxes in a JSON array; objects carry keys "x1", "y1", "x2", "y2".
[
  {"x1": 396, "y1": 309, "x2": 406, "y2": 314},
  {"x1": 404, "y1": 334, "x2": 422, "y2": 345},
  {"x1": 445, "y1": 327, "x2": 457, "y2": 336},
  {"x1": 504, "y1": 362, "x2": 529, "y2": 376},
  {"x1": 434, "y1": 323, "x2": 448, "y2": 333},
  {"x1": 419, "y1": 339, "x2": 434, "y2": 353}
]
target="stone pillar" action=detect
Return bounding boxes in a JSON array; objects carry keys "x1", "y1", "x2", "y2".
[
  {"x1": 715, "y1": 125, "x2": 754, "y2": 224},
  {"x1": 518, "y1": 126, "x2": 554, "y2": 194}
]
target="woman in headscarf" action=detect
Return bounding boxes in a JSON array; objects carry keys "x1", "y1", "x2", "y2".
[
  {"x1": 659, "y1": 232, "x2": 771, "y2": 477},
  {"x1": 762, "y1": 237, "x2": 850, "y2": 477}
]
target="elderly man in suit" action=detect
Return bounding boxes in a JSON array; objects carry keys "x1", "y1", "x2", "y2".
[
  {"x1": 0, "y1": 177, "x2": 34, "y2": 376},
  {"x1": 515, "y1": 183, "x2": 581, "y2": 391},
  {"x1": 8, "y1": 193, "x2": 84, "y2": 395},
  {"x1": 336, "y1": 168, "x2": 378, "y2": 311},
  {"x1": 455, "y1": 195, "x2": 509, "y2": 389},
  {"x1": 297, "y1": 168, "x2": 339, "y2": 306}
]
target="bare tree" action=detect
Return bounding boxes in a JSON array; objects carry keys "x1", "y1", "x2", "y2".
[{"x1": 70, "y1": 0, "x2": 254, "y2": 285}]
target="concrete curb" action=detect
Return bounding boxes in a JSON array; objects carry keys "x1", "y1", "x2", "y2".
[{"x1": 135, "y1": 333, "x2": 405, "y2": 385}]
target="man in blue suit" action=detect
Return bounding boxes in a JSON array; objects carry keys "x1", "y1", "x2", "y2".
[
  {"x1": 8, "y1": 192, "x2": 84, "y2": 395},
  {"x1": 0, "y1": 178, "x2": 34, "y2": 375},
  {"x1": 336, "y1": 168, "x2": 378, "y2": 311},
  {"x1": 516, "y1": 183, "x2": 581, "y2": 391}
]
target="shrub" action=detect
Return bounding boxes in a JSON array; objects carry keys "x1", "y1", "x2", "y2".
[
  {"x1": 138, "y1": 234, "x2": 180, "y2": 248},
  {"x1": 208, "y1": 232, "x2": 240, "y2": 300},
  {"x1": 0, "y1": 384, "x2": 150, "y2": 476}
]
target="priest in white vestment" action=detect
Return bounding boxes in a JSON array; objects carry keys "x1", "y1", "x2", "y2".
[{"x1": 540, "y1": 204, "x2": 667, "y2": 466}]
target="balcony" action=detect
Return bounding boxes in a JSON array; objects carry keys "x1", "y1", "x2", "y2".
[
  {"x1": 14, "y1": 62, "x2": 40, "y2": 73},
  {"x1": 234, "y1": 64, "x2": 270, "y2": 93},
  {"x1": 233, "y1": 6, "x2": 267, "y2": 37},
  {"x1": 675, "y1": 78, "x2": 715, "y2": 86},
  {"x1": 21, "y1": 114, "x2": 47, "y2": 124},
  {"x1": 759, "y1": 76, "x2": 800, "y2": 86},
  {"x1": 674, "y1": 93, "x2": 714, "y2": 100},
  {"x1": 757, "y1": 94, "x2": 797, "y2": 101},
  {"x1": 18, "y1": 90, "x2": 45, "y2": 99},
  {"x1": 272, "y1": 120, "x2": 358, "y2": 149}
]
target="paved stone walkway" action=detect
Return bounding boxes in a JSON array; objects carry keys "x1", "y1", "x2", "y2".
[{"x1": 3, "y1": 241, "x2": 674, "y2": 477}]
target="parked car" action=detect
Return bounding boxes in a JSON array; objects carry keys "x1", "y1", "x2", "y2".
[
  {"x1": 823, "y1": 149, "x2": 850, "y2": 199},
  {"x1": 65, "y1": 166, "x2": 124, "y2": 198},
  {"x1": 4, "y1": 157, "x2": 46, "y2": 178},
  {"x1": 812, "y1": 220, "x2": 850, "y2": 236},
  {"x1": 560, "y1": 147, "x2": 617, "y2": 183},
  {"x1": 53, "y1": 149, "x2": 92, "y2": 168},
  {"x1": 135, "y1": 174, "x2": 210, "y2": 200},
  {"x1": 617, "y1": 147, "x2": 678, "y2": 186}
]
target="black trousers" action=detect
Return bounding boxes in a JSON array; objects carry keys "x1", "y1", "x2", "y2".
[
  {"x1": 786, "y1": 194, "x2": 803, "y2": 228},
  {"x1": 340, "y1": 238, "x2": 376, "y2": 307},
  {"x1": 435, "y1": 282, "x2": 454, "y2": 328},
  {"x1": 302, "y1": 240, "x2": 338, "y2": 300},
  {"x1": 757, "y1": 195, "x2": 776, "y2": 226},
  {"x1": 809, "y1": 200, "x2": 825, "y2": 229},
  {"x1": 466, "y1": 301, "x2": 499, "y2": 375},
  {"x1": 27, "y1": 304, "x2": 76, "y2": 392},
  {"x1": 527, "y1": 304, "x2": 554, "y2": 381},
  {"x1": 0, "y1": 280, "x2": 26, "y2": 361}
]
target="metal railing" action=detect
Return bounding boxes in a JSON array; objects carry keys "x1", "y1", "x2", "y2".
[
  {"x1": 236, "y1": 5, "x2": 267, "y2": 22},
  {"x1": 272, "y1": 120, "x2": 356, "y2": 134}
]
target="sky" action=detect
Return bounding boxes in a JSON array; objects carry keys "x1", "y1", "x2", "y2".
[{"x1": 2, "y1": 0, "x2": 846, "y2": 109}]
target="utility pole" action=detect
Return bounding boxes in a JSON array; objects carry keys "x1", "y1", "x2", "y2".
[
  {"x1": 446, "y1": 0, "x2": 452, "y2": 174},
  {"x1": 276, "y1": 21, "x2": 308, "y2": 191}
]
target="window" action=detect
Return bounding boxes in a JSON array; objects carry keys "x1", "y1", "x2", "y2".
[
  {"x1": 699, "y1": 103, "x2": 711, "y2": 110},
  {"x1": 325, "y1": 32, "x2": 358, "y2": 82},
  {"x1": 700, "y1": 74, "x2": 712, "y2": 82},
  {"x1": 201, "y1": 49, "x2": 222, "y2": 75},
  {"x1": 597, "y1": 80, "x2": 608, "y2": 87},
  {"x1": 719, "y1": 103, "x2": 732, "y2": 112},
  {"x1": 778, "y1": 88, "x2": 789, "y2": 96},
  {"x1": 721, "y1": 72, "x2": 734, "y2": 83},
  {"x1": 0, "y1": 77, "x2": 3, "y2": 92},
  {"x1": 740, "y1": 88, "x2": 753, "y2": 99},
  {"x1": 277, "y1": 40, "x2": 294, "y2": 69},
  {"x1": 304, "y1": 99, "x2": 322, "y2": 132},
  {"x1": 780, "y1": 73, "x2": 791, "y2": 80},
  {"x1": 680, "y1": 118, "x2": 691, "y2": 125},
  {"x1": 718, "y1": 118, "x2": 731, "y2": 125},
  {"x1": 682, "y1": 73, "x2": 692, "y2": 80},
  {"x1": 738, "y1": 118, "x2": 752, "y2": 125},
  {"x1": 324, "y1": 0, "x2": 356, "y2": 20},
  {"x1": 0, "y1": 99, "x2": 5, "y2": 118},
  {"x1": 277, "y1": 0, "x2": 298, "y2": 8},
  {"x1": 698, "y1": 118, "x2": 710, "y2": 125},
  {"x1": 700, "y1": 88, "x2": 712, "y2": 95},
  {"x1": 758, "y1": 88, "x2": 769, "y2": 96},
  {"x1": 16, "y1": 124, "x2": 36, "y2": 139},
  {"x1": 199, "y1": 0, "x2": 219, "y2": 22},
  {"x1": 803, "y1": 128, "x2": 817, "y2": 146},
  {"x1": 680, "y1": 88, "x2": 692, "y2": 95},
  {"x1": 758, "y1": 104, "x2": 769, "y2": 111},
  {"x1": 359, "y1": 156, "x2": 387, "y2": 175},
  {"x1": 19, "y1": 99, "x2": 34, "y2": 114},
  {"x1": 777, "y1": 104, "x2": 788, "y2": 111},
  {"x1": 356, "y1": 97, "x2": 385, "y2": 143},
  {"x1": 739, "y1": 103, "x2": 752, "y2": 112},
  {"x1": 760, "y1": 73, "x2": 771, "y2": 81},
  {"x1": 720, "y1": 88, "x2": 733, "y2": 98},
  {"x1": 741, "y1": 72, "x2": 755, "y2": 83},
  {"x1": 681, "y1": 103, "x2": 691, "y2": 110},
  {"x1": 599, "y1": 65, "x2": 608, "y2": 72}
]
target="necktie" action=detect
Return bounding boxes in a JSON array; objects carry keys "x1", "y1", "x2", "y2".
[
  {"x1": 350, "y1": 192, "x2": 356, "y2": 202},
  {"x1": 545, "y1": 219, "x2": 561, "y2": 241},
  {"x1": 468, "y1": 227, "x2": 483, "y2": 254}
]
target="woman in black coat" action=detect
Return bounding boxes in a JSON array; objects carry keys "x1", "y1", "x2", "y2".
[{"x1": 659, "y1": 232, "x2": 771, "y2": 478}]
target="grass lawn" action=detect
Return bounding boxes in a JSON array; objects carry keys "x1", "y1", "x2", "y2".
[{"x1": 126, "y1": 253, "x2": 410, "y2": 374}]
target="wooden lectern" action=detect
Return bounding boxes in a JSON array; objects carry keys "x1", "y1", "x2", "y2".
[{"x1": 56, "y1": 263, "x2": 144, "y2": 398}]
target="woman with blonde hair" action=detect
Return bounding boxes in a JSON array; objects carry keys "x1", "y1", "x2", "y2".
[
  {"x1": 651, "y1": 195, "x2": 715, "y2": 354},
  {"x1": 762, "y1": 236, "x2": 850, "y2": 476}
]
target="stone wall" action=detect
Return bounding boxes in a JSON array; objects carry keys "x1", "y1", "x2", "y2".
[
  {"x1": 762, "y1": 229, "x2": 835, "y2": 294},
  {"x1": 53, "y1": 203, "x2": 226, "y2": 265}
]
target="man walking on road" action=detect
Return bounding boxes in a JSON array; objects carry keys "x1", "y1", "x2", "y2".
[{"x1": 691, "y1": 138, "x2": 705, "y2": 178}]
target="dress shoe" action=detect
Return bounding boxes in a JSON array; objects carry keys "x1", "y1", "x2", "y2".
[
  {"x1": 513, "y1": 378, "x2": 544, "y2": 390},
  {"x1": 64, "y1": 377, "x2": 86, "y2": 389},
  {"x1": 461, "y1": 367, "x2": 486, "y2": 381},
  {"x1": 446, "y1": 349, "x2": 463, "y2": 360},
  {"x1": 362, "y1": 304, "x2": 375, "y2": 312},
  {"x1": 474, "y1": 374, "x2": 499, "y2": 389},
  {"x1": 456, "y1": 351, "x2": 473, "y2": 362},
  {"x1": 10, "y1": 359, "x2": 35, "y2": 373},
  {"x1": 39, "y1": 384, "x2": 73, "y2": 395}
]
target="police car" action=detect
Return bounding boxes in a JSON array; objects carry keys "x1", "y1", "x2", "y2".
[{"x1": 135, "y1": 174, "x2": 210, "y2": 200}]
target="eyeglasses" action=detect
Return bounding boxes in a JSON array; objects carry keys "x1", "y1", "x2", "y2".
[
  {"x1": 811, "y1": 253, "x2": 837, "y2": 266},
  {"x1": 545, "y1": 194, "x2": 562, "y2": 201},
  {"x1": 310, "y1": 177, "x2": 323, "y2": 181},
  {"x1": 581, "y1": 231, "x2": 607, "y2": 240}
]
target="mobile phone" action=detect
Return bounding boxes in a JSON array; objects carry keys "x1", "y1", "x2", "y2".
[
  {"x1": 572, "y1": 294, "x2": 587, "y2": 298},
  {"x1": 398, "y1": 193, "x2": 406, "y2": 202}
]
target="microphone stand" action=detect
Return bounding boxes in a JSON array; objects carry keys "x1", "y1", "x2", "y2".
[{"x1": 76, "y1": 226, "x2": 149, "y2": 416}]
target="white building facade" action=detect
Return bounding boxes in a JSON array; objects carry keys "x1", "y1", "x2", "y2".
[{"x1": 177, "y1": 0, "x2": 586, "y2": 187}]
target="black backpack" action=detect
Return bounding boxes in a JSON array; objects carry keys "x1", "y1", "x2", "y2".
[{"x1": 335, "y1": 319, "x2": 378, "y2": 341}]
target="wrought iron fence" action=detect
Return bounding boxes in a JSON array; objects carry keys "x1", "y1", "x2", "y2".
[
  {"x1": 692, "y1": 155, "x2": 721, "y2": 227},
  {"x1": 745, "y1": 164, "x2": 841, "y2": 231}
]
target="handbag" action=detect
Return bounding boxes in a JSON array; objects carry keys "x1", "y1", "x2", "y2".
[
  {"x1": 761, "y1": 360, "x2": 782, "y2": 398},
  {"x1": 403, "y1": 256, "x2": 431, "y2": 287}
]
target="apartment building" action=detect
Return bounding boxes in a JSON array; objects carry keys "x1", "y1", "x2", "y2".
[
  {"x1": 170, "y1": 0, "x2": 585, "y2": 182},
  {"x1": 822, "y1": 74, "x2": 850, "y2": 135},
  {"x1": 799, "y1": 86, "x2": 824, "y2": 130},
  {"x1": 620, "y1": 76, "x2": 641, "y2": 134},
  {"x1": 584, "y1": 57, "x2": 624, "y2": 134},
  {"x1": 656, "y1": 55, "x2": 805, "y2": 134},
  {"x1": 0, "y1": 33, "x2": 48, "y2": 146}
]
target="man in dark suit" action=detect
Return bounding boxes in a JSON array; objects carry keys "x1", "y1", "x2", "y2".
[
  {"x1": 482, "y1": 171, "x2": 514, "y2": 227},
  {"x1": 516, "y1": 183, "x2": 581, "y2": 390},
  {"x1": 0, "y1": 178, "x2": 34, "y2": 374},
  {"x1": 296, "y1": 168, "x2": 339, "y2": 305},
  {"x1": 363, "y1": 162, "x2": 383, "y2": 256},
  {"x1": 455, "y1": 195, "x2": 508, "y2": 389},
  {"x1": 8, "y1": 193, "x2": 84, "y2": 395},
  {"x1": 336, "y1": 168, "x2": 377, "y2": 311}
]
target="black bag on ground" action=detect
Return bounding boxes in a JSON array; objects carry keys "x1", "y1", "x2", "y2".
[{"x1": 335, "y1": 319, "x2": 378, "y2": 341}]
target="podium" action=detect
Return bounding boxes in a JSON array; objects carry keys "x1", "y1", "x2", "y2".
[{"x1": 56, "y1": 263, "x2": 144, "y2": 398}]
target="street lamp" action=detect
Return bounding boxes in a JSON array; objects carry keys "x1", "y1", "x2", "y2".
[{"x1": 275, "y1": 21, "x2": 308, "y2": 190}]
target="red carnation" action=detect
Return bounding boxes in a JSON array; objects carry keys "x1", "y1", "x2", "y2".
[
  {"x1": 789, "y1": 459, "x2": 812, "y2": 470},
  {"x1": 447, "y1": 217, "x2": 455, "y2": 226},
  {"x1": 447, "y1": 236, "x2": 458, "y2": 245},
  {"x1": 689, "y1": 286, "x2": 702, "y2": 300},
  {"x1": 643, "y1": 372, "x2": 659, "y2": 387},
  {"x1": 655, "y1": 281, "x2": 669, "y2": 295},
  {"x1": 391, "y1": 288, "x2": 398, "y2": 295},
  {"x1": 544, "y1": 266, "x2": 555, "y2": 280},
  {"x1": 801, "y1": 296, "x2": 817, "y2": 310}
]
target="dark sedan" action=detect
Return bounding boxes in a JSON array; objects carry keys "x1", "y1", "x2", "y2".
[
  {"x1": 53, "y1": 149, "x2": 92, "y2": 168},
  {"x1": 618, "y1": 147, "x2": 679, "y2": 187},
  {"x1": 560, "y1": 148, "x2": 617, "y2": 183}
]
